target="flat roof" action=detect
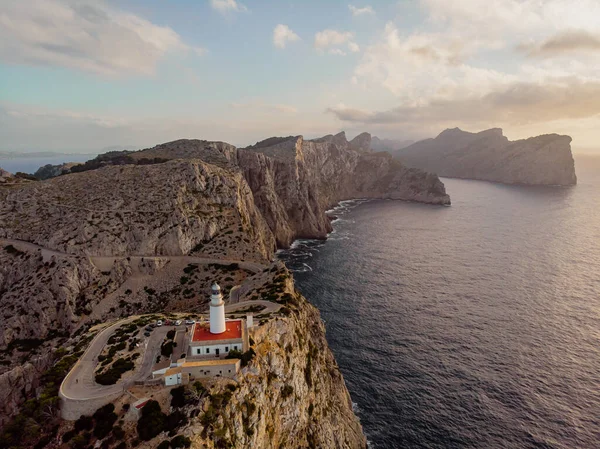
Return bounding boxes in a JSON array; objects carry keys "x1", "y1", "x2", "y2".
[{"x1": 191, "y1": 320, "x2": 242, "y2": 343}]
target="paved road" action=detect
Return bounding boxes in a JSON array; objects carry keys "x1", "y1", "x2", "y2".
[
  {"x1": 0, "y1": 238, "x2": 266, "y2": 273},
  {"x1": 226, "y1": 300, "x2": 281, "y2": 315},
  {"x1": 60, "y1": 319, "x2": 181, "y2": 401},
  {"x1": 60, "y1": 300, "x2": 280, "y2": 401}
]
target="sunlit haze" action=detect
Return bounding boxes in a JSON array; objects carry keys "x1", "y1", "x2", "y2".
[{"x1": 1, "y1": 0, "x2": 599, "y2": 152}]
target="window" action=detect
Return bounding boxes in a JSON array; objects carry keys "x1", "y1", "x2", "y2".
[
  {"x1": 206, "y1": 348, "x2": 209, "y2": 354},
  {"x1": 234, "y1": 345, "x2": 238, "y2": 350},
  {"x1": 228, "y1": 370, "x2": 231, "y2": 373},
  {"x1": 225, "y1": 346, "x2": 229, "y2": 352},
  {"x1": 197, "y1": 348, "x2": 201, "y2": 355}
]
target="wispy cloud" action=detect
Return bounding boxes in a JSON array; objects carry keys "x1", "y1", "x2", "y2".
[
  {"x1": 314, "y1": 29, "x2": 360, "y2": 55},
  {"x1": 518, "y1": 30, "x2": 600, "y2": 58},
  {"x1": 273, "y1": 24, "x2": 300, "y2": 49},
  {"x1": 349, "y1": 5, "x2": 375, "y2": 16},
  {"x1": 210, "y1": 0, "x2": 248, "y2": 14},
  {"x1": 0, "y1": 0, "x2": 202, "y2": 77},
  {"x1": 327, "y1": 79, "x2": 600, "y2": 126}
]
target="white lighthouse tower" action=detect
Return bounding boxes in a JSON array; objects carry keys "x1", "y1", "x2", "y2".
[{"x1": 209, "y1": 283, "x2": 226, "y2": 334}]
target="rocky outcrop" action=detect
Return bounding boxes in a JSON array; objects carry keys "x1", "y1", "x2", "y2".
[
  {"x1": 0, "y1": 160, "x2": 275, "y2": 260},
  {"x1": 240, "y1": 132, "x2": 450, "y2": 247},
  {"x1": 34, "y1": 162, "x2": 82, "y2": 180},
  {"x1": 394, "y1": 128, "x2": 577, "y2": 185},
  {"x1": 349, "y1": 132, "x2": 372, "y2": 152},
  {"x1": 0, "y1": 168, "x2": 12, "y2": 183},
  {"x1": 0, "y1": 354, "x2": 55, "y2": 425},
  {"x1": 177, "y1": 265, "x2": 367, "y2": 449}
]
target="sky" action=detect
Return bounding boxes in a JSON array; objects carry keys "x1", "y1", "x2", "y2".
[{"x1": 1, "y1": 0, "x2": 600, "y2": 153}]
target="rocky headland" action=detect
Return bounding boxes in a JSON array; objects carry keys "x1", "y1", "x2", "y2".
[
  {"x1": 0, "y1": 131, "x2": 449, "y2": 448},
  {"x1": 393, "y1": 128, "x2": 577, "y2": 186}
]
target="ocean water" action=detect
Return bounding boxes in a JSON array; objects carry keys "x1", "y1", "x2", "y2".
[
  {"x1": 0, "y1": 154, "x2": 96, "y2": 174},
  {"x1": 279, "y1": 155, "x2": 600, "y2": 449}
]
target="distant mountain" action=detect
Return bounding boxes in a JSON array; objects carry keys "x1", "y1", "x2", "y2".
[
  {"x1": 393, "y1": 128, "x2": 577, "y2": 186},
  {"x1": 0, "y1": 151, "x2": 71, "y2": 159},
  {"x1": 370, "y1": 136, "x2": 415, "y2": 152}
]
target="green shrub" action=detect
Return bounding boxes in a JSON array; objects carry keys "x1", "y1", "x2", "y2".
[
  {"x1": 170, "y1": 386, "x2": 186, "y2": 408},
  {"x1": 95, "y1": 358, "x2": 134, "y2": 385},
  {"x1": 170, "y1": 435, "x2": 192, "y2": 448},
  {"x1": 165, "y1": 411, "x2": 188, "y2": 435},
  {"x1": 137, "y1": 400, "x2": 166, "y2": 441},
  {"x1": 113, "y1": 426, "x2": 125, "y2": 439},
  {"x1": 74, "y1": 415, "x2": 93, "y2": 432},
  {"x1": 61, "y1": 429, "x2": 77, "y2": 443},
  {"x1": 161, "y1": 341, "x2": 174, "y2": 358},
  {"x1": 193, "y1": 381, "x2": 206, "y2": 396}
]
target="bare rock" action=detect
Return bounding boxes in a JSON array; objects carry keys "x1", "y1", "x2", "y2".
[{"x1": 395, "y1": 128, "x2": 577, "y2": 185}]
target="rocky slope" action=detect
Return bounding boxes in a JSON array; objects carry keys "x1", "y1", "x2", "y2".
[
  {"x1": 0, "y1": 159, "x2": 274, "y2": 259},
  {"x1": 394, "y1": 128, "x2": 577, "y2": 185},
  {"x1": 240, "y1": 132, "x2": 450, "y2": 246},
  {"x1": 168, "y1": 264, "x2": 367, "y2": 449},
  {"x1": 0, "y1": 131, "x2": 450, "y2": 445},
  {"x1": 371, "y1": 136, "x2": 414, "y2": 152}
]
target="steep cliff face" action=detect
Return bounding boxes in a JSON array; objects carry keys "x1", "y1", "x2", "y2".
[
  {"x1": 394, "y1": 128, "x2": 577, "y2": 185},
  {"x1": 0, "y1": 160, "x2": 274, "y2": 260},
  {"x1": 170, "y1": 266, "x2": 367, "y2": 449},
  {"x1": 240, "y1": 132, "x2": 450, "y2": 247}
]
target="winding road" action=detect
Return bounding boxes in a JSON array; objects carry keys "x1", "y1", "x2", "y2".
[{"x1": 59, "y1": 300, "x2": 281, "y2": 403}]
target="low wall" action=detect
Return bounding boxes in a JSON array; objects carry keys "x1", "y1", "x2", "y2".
[{"x1": 59, "y1": 389, "x2": 125, "y2": 420}]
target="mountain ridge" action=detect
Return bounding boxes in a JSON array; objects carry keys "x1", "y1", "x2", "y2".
[{"x1": 393, "y1": 128, "x2": 577, "y2": 186}]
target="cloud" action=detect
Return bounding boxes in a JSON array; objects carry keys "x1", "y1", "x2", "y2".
[
  {"x1": 0, "y1": 0, "x2": 202, "y2": 77},
  {"x1": 348, "y1": 42, "x2": 360, "y2": 53},
  {"x1": 327, "y1": 79, "x2": 600, "y2": 126},
  {"x1": 273, "y1": 24, "x2": 300, "y2": 49},
  {"x1": 314, "y1": 29, "x2": 360, "y2": 55},
  {"x1": 519, "y1": 30, "x2": 600, "y2": 58},
  {"x1": 349, "y1": 5, "x2": 375, "y2": 16},
  {"x1": 210, "y1": 0, "x2": 247, "y2": 14}
]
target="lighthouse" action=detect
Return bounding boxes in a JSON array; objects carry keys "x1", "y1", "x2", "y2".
[{"x1": 209, "y1": 283, "x2": 226, "y2": 334}]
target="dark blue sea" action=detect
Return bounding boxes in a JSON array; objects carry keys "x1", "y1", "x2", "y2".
[{"x1": 279, "y1": 155, "x2": 600, "y2": 449}]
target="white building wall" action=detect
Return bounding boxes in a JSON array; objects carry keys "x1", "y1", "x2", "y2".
[
  {"x1": 164, "y1": 373, "x2": 182, "y2": 386},
  {"x1": 209, "y1": 302, "x2": 226, "y2": 334},
  {"x1": 189, "y1": 342, "x2": 242, "y2": 356}
]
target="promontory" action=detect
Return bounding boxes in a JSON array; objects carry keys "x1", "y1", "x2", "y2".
[{"x1": 392, "y1": 128, "x2": 577, "y2": 186}]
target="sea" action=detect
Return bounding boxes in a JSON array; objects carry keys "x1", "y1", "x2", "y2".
[
  {"x1": 0, "y1": 154, "x2": 96, "y2": 175},
  {"x1": 278, "y1": 155, "x2": 600, "y2": 449}
]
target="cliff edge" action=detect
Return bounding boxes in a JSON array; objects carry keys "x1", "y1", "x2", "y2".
[
  {"x1": 240, "y1": 131, "x2": 450, "y2": 247},
  {"x1": 394, "y1": 128, "x2": 577, "y2": 185}
]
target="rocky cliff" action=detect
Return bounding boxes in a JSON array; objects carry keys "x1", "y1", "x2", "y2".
[
  {"x1": 173, "y1": 264, "x2": 366, "y2": 449},
  {"x1": 0, "y1": 159, "x2": 274, "y2": 260},
  {"x1": 394, "y1": 128, "x2": 577, "y2": 185},
  {"x1": 0, "y1": 131, "x2": 450, "y2": 445},
  {"x1": 240, "y1": 132, "x2": 450, "y2": 247}
]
